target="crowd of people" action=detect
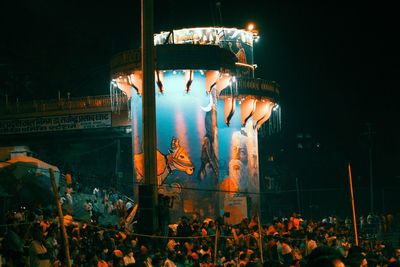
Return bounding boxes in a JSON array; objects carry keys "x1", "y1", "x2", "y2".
[
  {"x1": 1, "y1": 176, "x2": 399, "y2": 266},
  {"x1": 1, "y1": 202, "x2": 400, "y2": 267},
  {"x1": 59, "y1": 181, "x2": 135, "y2": 226}
]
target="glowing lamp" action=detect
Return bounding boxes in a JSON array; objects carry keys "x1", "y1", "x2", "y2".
[{"x1": 247, "y1": 23, "x2": 255, "y2": 31}]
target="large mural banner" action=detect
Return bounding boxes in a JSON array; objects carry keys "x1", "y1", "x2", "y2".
[
  {"x1": 131, "y1": 71, "x2": 261, "y2": 221},
  {"x1": 131, "y1": 71, "x2": 219, "y2": 219},
  {"x1": 217, "y1": 94, "x2": 260, "y2": 221}
]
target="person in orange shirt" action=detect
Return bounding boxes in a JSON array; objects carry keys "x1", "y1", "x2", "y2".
[
  {"x1": 65, "y1": 173, "x2": 72, "y2": 188},
  {"x1": 288, "y1": 212, "x2": 300, "y2": 231}
]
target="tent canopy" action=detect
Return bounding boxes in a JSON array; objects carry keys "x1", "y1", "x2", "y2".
[
  {"x1": 0, "y1": 155, "x2": 61, "y2": 207},
  {"x1": 0, "y1": 155, "x2": 60, "y2": 181}
]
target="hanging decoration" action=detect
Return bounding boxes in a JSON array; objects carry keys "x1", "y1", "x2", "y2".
[
  {"x1": 184, "y1": 70, "x2": 194, "y2": 93},
  {"x1": 110, "y1": 80, "x2": 123, "y2": 114},
  {"x1": 252, "y1": 99, "x2": 272, "y2": 129},
  {"x1": 240, "y1": 96, "x2": 256, "y2": 126},
  {"x1": 155, "y1": 70, "x2": 164, "y2": 93},
  {"x1": 216, "y1": 74, "x2": 231, "y2": 94},
  {"x1": 205, "y1": 70, "x2": 219, "y2": 93}
]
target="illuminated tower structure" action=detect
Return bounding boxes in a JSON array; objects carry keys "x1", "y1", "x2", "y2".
[{"x1": 110, "y1": 27, "x2": 280, "y2": 223}]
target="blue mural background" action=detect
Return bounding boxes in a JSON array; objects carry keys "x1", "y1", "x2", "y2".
[
  {"x1": 131, "y1": 71, "x2": 260, "y2": 219},
  {"x1": 131, "y1": 71, "x2": 219, "y2": 218}
]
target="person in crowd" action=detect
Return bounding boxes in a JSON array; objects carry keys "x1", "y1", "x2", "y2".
[
  {"x1": 306, "y1": 245, "x2": 345, "y2": 267},
  {"x1": 29, "y1": 225, "x2": 52, "y2": 267},
  {"x1": 123, "y1": 247, "x2": 136, "y2": 266},
  {"x1": 1, "y1": 217, "x2": 25, "y2": 266},
  {"x1": 2, "y1": 184, "x2": 400, "y2": 267}
]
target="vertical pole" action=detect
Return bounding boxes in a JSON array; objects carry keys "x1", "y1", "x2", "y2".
[
  {"x1": 214, "y1": 226, "x2": 219, "y2": 266},
  {"x1": 49, "y1": 168, "x2": 71, "y2": 267},
  {"x1": 348, "y1": 163, "x2": 359, "y2": 246},
  {"x1": 257, "y1": 214, "x2": 264, "y2": 264},
  {"x1": 141, "y1": 0, "x2": 158, "y2": 233}
]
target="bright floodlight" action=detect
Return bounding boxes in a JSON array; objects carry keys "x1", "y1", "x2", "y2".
[{"x1": 247, "y1": 23, "x2": 255, "y2": 31}]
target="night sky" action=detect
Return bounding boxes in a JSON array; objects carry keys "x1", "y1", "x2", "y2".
[{"x1": 1, "y1": 1, "x2": 399, "y2": 195}]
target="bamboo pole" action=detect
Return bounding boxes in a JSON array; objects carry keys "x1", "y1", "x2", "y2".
[
  {"x1": 257, "y1": 214, "x2": 264, "y2": 264},
  {"x1": 348, "y1": 163, "x2": 359, "y2": 246},
  {"x1": 214, "y1": 225, "x2": 219, "y2": 266},
  {"x1": 49, "y1": 168, "x2": 71, "y2": 267}
]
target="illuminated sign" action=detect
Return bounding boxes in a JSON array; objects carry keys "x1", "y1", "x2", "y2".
[
  {"x1": 0, "y1": 112, "x2": 112, "y2": 135},
  {"x1": 154, "y1": 27, "x2": 254, "y2": 66}
]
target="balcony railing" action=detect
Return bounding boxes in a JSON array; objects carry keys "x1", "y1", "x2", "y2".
[{"x1": 0, "y1": 95, "x2": 129, "y2": 116}]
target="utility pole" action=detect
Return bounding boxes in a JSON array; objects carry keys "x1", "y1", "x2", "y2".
[
  {"x1": 140, "y1": 0, "x2": 158, "y2": 234},
  {"x1": 362, "y1": 123, "x2": 375, "y2": 213}
]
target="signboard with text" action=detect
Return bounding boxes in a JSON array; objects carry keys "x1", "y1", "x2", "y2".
[
  {"x1": 0, "y1": 112, "x2": 112, "y2": 135},
  {"x1": 223, "y1": 196, "x2": 248, "y2": 225}
]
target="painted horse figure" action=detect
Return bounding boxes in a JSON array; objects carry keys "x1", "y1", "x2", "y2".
[{"x1": 134, "y1": 137, "x2": 194, "y2": 196}]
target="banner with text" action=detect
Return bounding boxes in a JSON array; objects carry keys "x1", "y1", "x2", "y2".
[{"x1": 0, "y1": 112, "x2": 112, "y2": 135}]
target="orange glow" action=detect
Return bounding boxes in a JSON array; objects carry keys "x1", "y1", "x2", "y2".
[
  {"x1": 224, "y1": 97, "x2": 235, "y2": 126},
  {"x1": 220, "y1": 176, "x2": 239, "y2": 194},
  {"x1": 256, "y1": 102, "x2": 274, "y2": 129},
  {"x1": 205, "y1": 70, "x2": 219, "y2": 92},
  {"x1": 216, "y1": 74, "x2": 231, "y2": 94},
  {"x1": 196, "y1": 108, "x2": 205, "y2": 146},
  {"x1": 247, "y1": 23, "x2": 255, "y2": 31},
  {"x1": 131, "y1": 72, "x2": 143, "y2": 95},
  {"x1": 183, "y1": 199, "x2": 194, "y2": 213},
  {"x1": 252, "y1": 99, "x2": 271, "y2": 128},
  {"x1": 240, "y1": 97, "x2": 256, "y2": 126},
  {"x1": 175, "y1": 111, "x2": 189, "y2": 152},
  {"x1": 115, "y1": 77, "x2": 132, "y2": 99}
]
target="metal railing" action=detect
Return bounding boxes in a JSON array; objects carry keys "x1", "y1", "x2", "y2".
[{"x1": 0, "y1": 95, "x2": 129, "y2": 116}]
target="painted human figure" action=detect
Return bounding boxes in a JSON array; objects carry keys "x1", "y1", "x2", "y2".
[{"x1": 229, "y1": 39, "x2": 247, "y2": 64}]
